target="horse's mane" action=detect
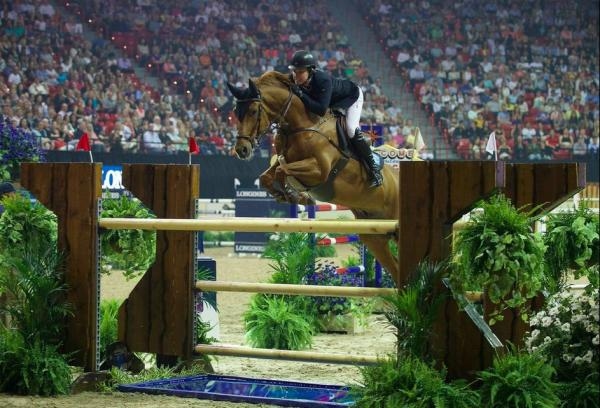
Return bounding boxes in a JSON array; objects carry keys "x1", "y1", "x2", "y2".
[{"x1": 255, "y1": 71, "x2": 293, "y2": 89}]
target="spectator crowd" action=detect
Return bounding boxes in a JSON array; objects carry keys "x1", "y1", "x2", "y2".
[
  {"x1": 360, "y1": 0, "x2": 599, "y2": 161},
  {"x1": 1, "y1": 0, "x2": 598, "y2": 163}
]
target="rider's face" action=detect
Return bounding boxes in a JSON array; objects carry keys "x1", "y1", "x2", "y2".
[{"x1": 292, "y1": 69, "x2": 309, "y2": 85}]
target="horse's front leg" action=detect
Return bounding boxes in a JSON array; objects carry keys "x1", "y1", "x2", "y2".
[{"x1": 259, "y1": 162, "x2": 287, "y2": 202}]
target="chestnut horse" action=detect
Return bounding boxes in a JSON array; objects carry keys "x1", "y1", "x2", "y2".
[{"x1": 227, "y1": 71, "x2": 400, "y2": 285}]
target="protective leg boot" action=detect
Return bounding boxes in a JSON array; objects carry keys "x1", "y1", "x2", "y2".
[{"x1": 351, "y1": 131, "x2": 383, "y2": 188}]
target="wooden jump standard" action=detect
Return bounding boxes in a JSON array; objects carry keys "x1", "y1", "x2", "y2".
[{"x1": 19, "y1": 161, "x2": 585, "y2": 379}]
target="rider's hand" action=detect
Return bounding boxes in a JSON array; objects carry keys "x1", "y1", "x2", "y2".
[{"x1": 291, "y1": 84, "x2": 303, "y2": 98}]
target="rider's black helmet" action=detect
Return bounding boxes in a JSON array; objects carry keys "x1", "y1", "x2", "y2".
[{"x1": 288, "y1": 50, "x2": 316, "y2": 70}]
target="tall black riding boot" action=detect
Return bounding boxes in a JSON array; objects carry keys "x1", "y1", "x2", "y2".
[{"x1": 350, "y1": 131, "x2": 383, "y2": 188}]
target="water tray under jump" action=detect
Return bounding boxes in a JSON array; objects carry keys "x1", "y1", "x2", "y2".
[{"x1": 118, "y1": 374, "x2": 355, "y2": 407}]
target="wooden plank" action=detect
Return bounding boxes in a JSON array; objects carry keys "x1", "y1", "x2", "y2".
[
  {"x1": 160, "y1": 165, "x2": 195, "y2": 357},
  {"x1": 98, "y1": 217, "x2": 398, "y2": 234},
  {"x1": 118, "y1": 165, "x2": 198, "y2": 360},
  {"x1": 398, "y1": 161, "x2": 502, "y2": 287},
  {"x1": 196, "y1": 280, "x2": 397, "y2": 297},
  {"x1": 195, "y1": 344, "x2": 380, "y2": 365},
  {"x1": 502, "y1": 163, "x2": 584, "y2": 213},
  {"x1": 20, "y1": 163, "x2": 101, "y2": 372},
  {"x1": 445, "y1": 297, "x2": 484, "y2": 380}
]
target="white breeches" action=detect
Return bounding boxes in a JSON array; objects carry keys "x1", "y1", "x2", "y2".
[{"x1": 346, "y1": 87, "x2": 363, "y2": 138}]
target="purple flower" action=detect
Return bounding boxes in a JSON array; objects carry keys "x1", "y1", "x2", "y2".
[
  {"x1": 1, "y1": 116, "x2": 45, "y2": 180},
  {"x1": 304, "y1": 260, "x2": 365, "y2": 315}
]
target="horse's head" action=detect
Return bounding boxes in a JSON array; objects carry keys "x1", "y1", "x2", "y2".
[
  {"x1": 226, "y1": 79, "x2": 269, "y2": 160},
  {"x1": 227, "y1": 72, "x2": 295, "y2": 160}
]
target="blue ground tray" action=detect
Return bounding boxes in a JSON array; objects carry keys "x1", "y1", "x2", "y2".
[{"x1": 118, "y1": 374, "x2": 356, "y2": 407}]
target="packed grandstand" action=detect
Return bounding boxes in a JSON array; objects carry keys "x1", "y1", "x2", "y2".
[{"x1": 0, "y1": 0, "x2": 598, "y2": 166}]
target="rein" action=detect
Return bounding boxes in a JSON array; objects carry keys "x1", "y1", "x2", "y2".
[{"x1": 237, "y1": 88, "x2": 294, "y2": 150}]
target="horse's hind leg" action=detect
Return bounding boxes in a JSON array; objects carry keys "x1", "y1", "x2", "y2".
[{"x1": 359, "y1": 234, "x2": 400, "y2": 288}]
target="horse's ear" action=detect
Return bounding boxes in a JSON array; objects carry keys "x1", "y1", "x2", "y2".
[
  {"x1": 226, "y1": 82, "x2": 244, "y2": 99},
  {"x1": 248, "y1": 79, "x2": 259, "y2": 98}
]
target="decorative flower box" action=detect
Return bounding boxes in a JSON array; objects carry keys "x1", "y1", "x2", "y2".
[{"x1": 317, "y1": 313, "x2": 364, "y2": 334}]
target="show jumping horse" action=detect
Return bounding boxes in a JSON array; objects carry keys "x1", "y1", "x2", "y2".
[{"x1": 227, "y1": 71, "x2": 401, "y2": 286}]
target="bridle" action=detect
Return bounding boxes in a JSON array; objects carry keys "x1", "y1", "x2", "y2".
[{"x1": 236, "y1": 86, "x2": 294, "y2": 150}]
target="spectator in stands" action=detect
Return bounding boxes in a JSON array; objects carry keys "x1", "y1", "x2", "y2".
[
  {"x1": 559, "y1": 128, "x2": 574, "y2": 150},
  {"x1": 471, "y1": 136, "x2": 484, "y2": 159},
  {"x1": 513, "y1": 135, "x2": 528, "y2": 160},
  {"x1": 542, "y1": 129, "x2": 560, "y2": 158},
  {"x1": 588, "y1": 135, "x2": 599, "y2": 157},
  {"x1": 164, "y1": 117, "x2": 185, "y2": 152},
  {"x1": 572, "y1": 136, "x2": 588, "y2": 160},
  {"x1": 142, "y1": 119, "x2": 164, "y2": 153},
  {"x1": 527, "y1": 136, "x2": 544, "y2": 160},
  {"x1": 521, "y1": 123, "x2": 536, "y2": 143},
  {"x1": 31, "y1": 118, "x2": 51, "y2": 150},
  {"x1": 498, "y1": 136, "x2": 513, "y2": 160}
]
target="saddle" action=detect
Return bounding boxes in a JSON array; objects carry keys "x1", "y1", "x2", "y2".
[
  {"x1": 332, "y1": 109, "x2": 385, "y2": 171},
  {"x1": 332, "y1": 108, "x2": 351, "y2": 154}
]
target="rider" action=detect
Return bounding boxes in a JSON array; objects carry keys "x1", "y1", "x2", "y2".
[{"x1": 288, "y1": 50, "x2": 383, "y2": 188}]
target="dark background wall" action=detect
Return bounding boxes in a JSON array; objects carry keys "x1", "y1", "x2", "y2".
[
  {"x1": 45, "y1": 151, "x2": 598, "y2": 198},
  {"x1": 45, "y1": 151, "x2": 271, "y2": 198}
]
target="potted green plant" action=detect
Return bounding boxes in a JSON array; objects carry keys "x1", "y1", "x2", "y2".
[
  {"x1": 449, "y1": 194, "x2": 547, "y2": 324},
  {"x1": 0, "y1": 193, "x2": 57, "y2": 260},
  {"x1": 243, "y1": 233, "x2": 316, "y2": 349},
  {"x1": 477, "y1": 346, "x2": 560, "y2": 407},
  {"x1": 100, "y1": 195, "x2": 156, "y2": 279},
  {"x1": 543, "y1": 206, "x2": 599, "y2": 292},
  {"x1": 243, "y1": 294, "x2": 314, "y2": 350},
  {"x1": 381, "y1": 259, "x2": 446, "y2": 359},
  {"x1": 354, "y1": 354, "x2": 480, "y2": 407},
  {"x1": 0, "y1": 199, "x2": 72, "y2": 396}
]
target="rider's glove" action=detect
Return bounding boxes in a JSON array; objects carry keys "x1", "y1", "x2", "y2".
[{"x1": 291, "y1": 84, "x2": 303, "y2": 98}]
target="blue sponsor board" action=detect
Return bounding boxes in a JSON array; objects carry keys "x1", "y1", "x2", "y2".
[
  {"x1": 234, "y1": 189, "x2": 288, "y2": 253},
  {"x1": 102, "y1": 165, "x2": 124, "y2": 192}
]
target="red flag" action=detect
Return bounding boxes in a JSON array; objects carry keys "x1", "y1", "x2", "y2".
[
  {"x1": 75, "y1": 133, "x2": 91, "y2": 151},
  {"x1": 188, "y1": 136, "x2": 199, "y2": 154}
]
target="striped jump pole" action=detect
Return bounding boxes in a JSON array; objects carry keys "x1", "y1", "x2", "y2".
[
  {"x1": 335, "y1": 265, "x2": 364, "y2": 275},
  {"x1": 316, "y1": 235, "x2": 360, "y2": 246},
  {"x1": 296, "y1": 203, "x2": 351, "y2": 213},
  {"x1": 291, "y1": 203, "x2": 383, "y2": 287}
]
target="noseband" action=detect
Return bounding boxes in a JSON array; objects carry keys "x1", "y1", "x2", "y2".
[{"x1": 236, "y1": 87, "x2": 294, "y2": 150}]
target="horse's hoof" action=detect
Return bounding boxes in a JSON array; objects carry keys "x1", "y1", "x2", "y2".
[{"x1": 297, "y1": 194, "x2": 316, "y2": 206}]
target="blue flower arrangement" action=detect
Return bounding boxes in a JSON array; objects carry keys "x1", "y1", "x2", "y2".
[
  {"x1": 0, "y1": 116, "x2": 45, "y2": 181},
  {"x1": 304, "y1": 260, "x2": 365, "y2": 315}
]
